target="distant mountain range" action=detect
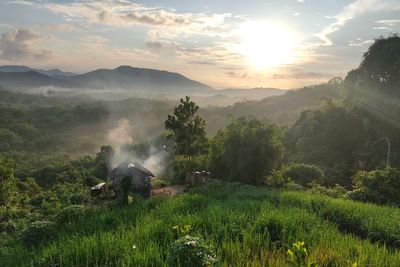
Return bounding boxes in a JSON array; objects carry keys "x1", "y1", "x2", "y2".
[
  {"x1": 0, "y1": 65, "x2": 285, "y2": 101},
  {"x1": 0, "y1": 65, "x2": 213, "y2": 94},
  {"x1": 0, "y1": 65, "x2": 76, "y2": 77}
]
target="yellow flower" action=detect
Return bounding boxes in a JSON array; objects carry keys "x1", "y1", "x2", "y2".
[
  {"x1": 172, "y1": 225, "x2": 179, "y2": 230},
  {"x1": 287, "y1": 249, "x2": 294, "y2": 256}
]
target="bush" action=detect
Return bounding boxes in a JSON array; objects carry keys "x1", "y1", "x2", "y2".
[
  {"x1": 21, "y1": 220, "x2": 55, "y2": 247},
  {"x1": 56, "y1": 205, "x2": 89, "y2": 225},
  {"x1": 282, "y1": 164, "x2": 324, "y2": 187},
  {"x1": 210, "y1": 118, "x2": 283, "y2": 185},
  {"x1": 307, "y1": 182, "x2": 348, "y2": 198},
  {"x1": 0, "y1": 220, "x2": 16, "y2": 233},
  {"x1": 167, "y1": 235, "x2": 218, "y2": 267},
  {"x1": 351, "y1": 168, "x2": 400, "y2": 205}
]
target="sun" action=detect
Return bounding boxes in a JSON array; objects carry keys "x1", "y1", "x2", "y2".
[{"x1": 237, "y1": 21, "x2": 297, "y2": 69}]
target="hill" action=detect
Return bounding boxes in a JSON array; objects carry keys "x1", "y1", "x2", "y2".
[
  {"x1": 3, "y1": 181, "x2": 400, "y2": 266},
  {"x1": 0, "y1": 65, "x2": 214, "y2": 94},
  {"x1": 0, "y1": 71, "x2": 79, "y2": 89},
  {"x1": 200, "y1": 82, "x2": 344, "y2": 134},
  {"x1": 0, "y1": 65, "x2": 76, "y2": 76}
]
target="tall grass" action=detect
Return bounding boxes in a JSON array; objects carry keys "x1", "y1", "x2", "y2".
[{"x1": 3, "y1": 180, "x2": 400, "y2": 266}]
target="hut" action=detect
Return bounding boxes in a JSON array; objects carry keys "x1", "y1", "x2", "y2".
[{"x1": 109, "y1": 161, "x2": 154, "y2": 198}]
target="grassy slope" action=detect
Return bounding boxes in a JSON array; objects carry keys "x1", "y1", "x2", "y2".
[{"x1": 4, "y1": 181, "x2": 400, "y2": 267}]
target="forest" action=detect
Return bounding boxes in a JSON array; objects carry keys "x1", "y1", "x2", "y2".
[{"x1": 1, "y1": 36, "x2": 400, "y2": 266}]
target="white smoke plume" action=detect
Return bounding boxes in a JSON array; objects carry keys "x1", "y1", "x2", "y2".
[{"x1": 107, "y1": 118, "x2": 168, "y2": 176}]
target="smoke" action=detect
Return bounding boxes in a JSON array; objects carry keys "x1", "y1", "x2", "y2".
[
  {"x1": 143, "y1": 146, "x2": 168, "y2": 176},
  {"x1": 107, "y1": 118, "x2": 168, "y2": 176},
  {"x1": 107, "y1": 118, "x2": 133, "y2": 148}
]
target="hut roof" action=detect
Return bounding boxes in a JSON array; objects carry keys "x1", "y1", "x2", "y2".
[{"x1": 109, "y1": 161, "x2": 155, "y2": 178}]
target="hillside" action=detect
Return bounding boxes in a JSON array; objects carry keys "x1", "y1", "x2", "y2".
[
  {"x1": 3, "y1": 181, "x2": 400, "y2": 266},
  {"x1": 201, "y1": 82, "x2": 344, "y2": 135}
]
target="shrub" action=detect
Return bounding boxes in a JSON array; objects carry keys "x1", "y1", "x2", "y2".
[
  {"x1": 351, "y1": 168, "x2": 400, "y2": 205},
  {"x1": 167, "y1": 235, "x2": 218, "y2": 267},
  {"x1": 21, "y1": 220, "x2": 55, "y2": 247},
  {"x1": 282, "y1": 164, "x2": 324, "y2": 187},
  {"x1": 0, "y1": 220, "x2": 16, "y2": 233},
  {"x1": 266, "y1": 170, "x2": 289, "y2": 188},
  {"x1": 307, "y1": 182, "x2": 348, "y2": 198},
  {"x1": 56, "y1": 205, "x2": 89, "y2": 225}
]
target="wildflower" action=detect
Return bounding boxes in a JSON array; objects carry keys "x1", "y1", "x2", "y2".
[{"x1": 287, "y1": 249, "x2": 294, "y2": 256}]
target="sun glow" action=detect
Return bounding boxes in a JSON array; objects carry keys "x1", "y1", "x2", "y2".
[{"x1": 238, "y1": 21, "x2": 298, "y2": 69}]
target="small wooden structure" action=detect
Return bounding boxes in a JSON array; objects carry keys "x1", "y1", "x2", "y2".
[
  {"x1": 90, "y1": 182, "x2": 107, "y2": 197},
  {"x1": 109, "y1": 161, "x2": 154, "y2": 198},
  {"x1": 186, "y1": 171, "x2": 211, "y2": 187}
]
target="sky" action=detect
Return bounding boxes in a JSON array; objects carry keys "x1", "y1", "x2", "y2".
[{"x1": 0, "y1": 0, "x2": 399, "y2": 89}]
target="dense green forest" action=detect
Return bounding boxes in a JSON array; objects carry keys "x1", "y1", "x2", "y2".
[{"x1": 1, "y1": 36, "x2": 400, "y2": 266}]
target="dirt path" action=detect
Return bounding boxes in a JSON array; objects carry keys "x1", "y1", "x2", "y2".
[{"x1": 152, "y1": 185, "x2": 187, "y2": 197}]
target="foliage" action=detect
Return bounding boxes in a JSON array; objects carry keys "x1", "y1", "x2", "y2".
[
  {"x1": 266, "y1": 170, "x2": 289, "y2": 188},
  {"x1": 0, "y1": 158, "x2": 17, "y2": 206},
  {"x1": 167, "y1": 235, "x2": 218, "y2": 267},
  {"x1": 282, "y1": 164, "x2": 324, "y2": 187},
  {"x1": 351, "y1": 168, "x2": 400, "y2": 205},
  {"x1": 287, "y1": 241, "x2": 316, "y2": 267},
  {"x1": 56, "y1": 205, "x2": 90, "y2": 225},
  {"x1": 284, "y1": 102, "x2": 372, "y2": 187},
  {"x1": 210, "y1": 118, "x2": 283, "y2": 185},
  {"x1": 165, "y1": 96, "x2": 209, "y2": 158},
  {"x1": 94, "y1": 145, "x2": 115, "y2": 179},
  {"x1": 346, "y1": 35, "x2": 400, "y2": 94},
  {"x1": 21, "y1": 220, "x2": 55, "y2": 247},
  {"x1": 307, "y1": 182, "x2": 348, "y2": 198}
]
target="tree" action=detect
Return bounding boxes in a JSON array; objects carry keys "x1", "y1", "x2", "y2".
[
  {"x1": 165, "y1": 96, "x2": 208, "y2": 158},
  {"x1": 209, "y1": 118, "x2": 283, "y2": 185},
  {"x1": 94, "y1": 145, "x2": 115, "y2": 179},
  {"x1": 0, "y1": 158, "x2": 17, "y2": 206},
  {"x1": 345, "y1": 35, "x2": 400, "y2": 95}
]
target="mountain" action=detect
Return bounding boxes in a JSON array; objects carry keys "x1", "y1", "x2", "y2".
[
  {"x1": 0, "y1": 65, "x2": 76, "y2": 77},
  {"x1": 0, "y1": 71, "x2": 78, "y2": 89},
  {"x1": 0, "y1": 65, "x2": 213, "y2": 94},
  {"x1": 69, "y1": 65, "x2": 213, "y2": 93}
]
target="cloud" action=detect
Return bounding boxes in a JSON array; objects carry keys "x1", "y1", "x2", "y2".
[
  {"x1": 6, "y1": 0, "x2": 33, "y2": 6},
  {"x1": 373, "y1": 19, "x2": 400, "y2": 30},
  {"x1": 46, "y1": 24, "x2": 82, "y2": 32},
  {"x1": 272, "y1": 67, "x2": 335, "y2": 80},
  {"x1": 226, "y1": 72, "x2": 248, "y2": 79},
  {"x1": 348, "y1": 38, "x2": 373, "y2": 47},
  {"x1": 315, "y1": 0, "x2": 400, "y2": 46},
  {"x1": 0, "y1": 28, "x2": 52, "y2": 61},
  {"x1": 44, "y1": 0, "x2": 231, "y2": 35}
]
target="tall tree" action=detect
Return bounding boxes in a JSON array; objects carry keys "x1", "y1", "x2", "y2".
[
  {"x1": 210, "y1": 118, "x2": 283, "y2": 185},
  {"x1": 165, "y1": 96, "x2": 208, "y2": 158},
  {"x1": 346, "y1": 35, "x2": 400, "y2": 95}
]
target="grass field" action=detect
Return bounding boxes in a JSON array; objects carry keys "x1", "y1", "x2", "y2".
[{"x1": 3, "y1": 180, "x2": 400, "y2": 266}]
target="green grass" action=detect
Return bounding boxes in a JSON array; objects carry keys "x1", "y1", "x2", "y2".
[{"x1": 2, "y1": 180, "x2": 400, "y2": 266}]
